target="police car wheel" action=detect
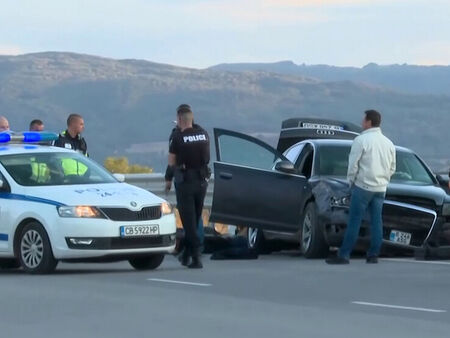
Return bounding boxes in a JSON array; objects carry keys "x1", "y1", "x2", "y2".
[
  {"x1": 19, "y1": 222, "x2": 58, "y2": 274},
  {"x1": 0, "y1": 258, "x2": 21, "y2": 269},
  {"x1": 128, "y1": 254, "x2": 165, "y2": 270},
  {"x1": 300, "y1": 203, "x2": 328, "y2": 258}
]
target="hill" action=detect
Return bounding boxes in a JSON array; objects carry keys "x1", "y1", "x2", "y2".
[{"x1": 0, "y1": 52, "x2": 449, "y2": 172}]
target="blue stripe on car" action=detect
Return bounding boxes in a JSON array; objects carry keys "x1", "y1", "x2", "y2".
[
  {"x1": 0, "y1": 193, "x2": 65, "y2": 206},
  {"x1": 0, "y1": 234, "x2": 8, "y2": 241}
]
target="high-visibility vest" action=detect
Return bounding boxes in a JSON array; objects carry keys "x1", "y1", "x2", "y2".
[
  {"x1": 61, "y1": 158, "x2": 88, "y2": 176},
  {"x1": 31, "y1": 162, "x2": 50, "y2": 183}
]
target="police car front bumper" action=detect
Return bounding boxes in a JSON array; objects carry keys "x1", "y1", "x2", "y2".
[{"x1": 50, "y1": 214, "x2": 176, "y2": 259}]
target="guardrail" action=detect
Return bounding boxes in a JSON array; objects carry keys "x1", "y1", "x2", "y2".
[{"x1": 123, "y1": 173, "x2": 215, "y2": 208}]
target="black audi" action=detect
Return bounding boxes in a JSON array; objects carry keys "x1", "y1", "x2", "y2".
[{"x1": 209, "y1": 118, "x2": 450, "y2": 258}]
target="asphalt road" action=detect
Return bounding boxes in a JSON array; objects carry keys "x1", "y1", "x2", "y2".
[{"x1": 1, "y1": 253, "x2": 450, "y2": 338}]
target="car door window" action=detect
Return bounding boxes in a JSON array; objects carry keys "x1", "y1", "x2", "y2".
[
  {"x1": 216, "y1": 129, "x2": 286, "y2": 170},
  {"x1": 284, "y1": 144, "x2": 305, "y2": 164}
]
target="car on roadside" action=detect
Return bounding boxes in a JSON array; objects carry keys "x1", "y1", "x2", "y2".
[
  {"x1": 209, "y1": 118, "x2": 450, "y2": 257},
  {"x1": 0, "y1": 132, "x2": 176, "y2": 274}
]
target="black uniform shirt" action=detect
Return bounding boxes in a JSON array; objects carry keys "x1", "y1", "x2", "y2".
[
  {"x1": 53, "y1": 130, "x2": 88, "y2": 156},
  {"x1": 169, "y1": 124, "x2": 210, "y2": 170}
]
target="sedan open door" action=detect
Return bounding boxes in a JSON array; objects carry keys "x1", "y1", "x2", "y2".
[{"x1": 210, "y1": 129, "x2": 309, "y2": 232}]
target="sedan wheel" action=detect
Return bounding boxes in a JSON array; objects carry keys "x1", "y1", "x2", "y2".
[
  {"x1": 247, "y1": 227, "x2": 269, "y2": 253},
  {"x1": 300, "y1": 203, "x2": 329, "y2": 258},
  {"x1": 19, "y1": 222, "x2": 58, "y2": 274}
]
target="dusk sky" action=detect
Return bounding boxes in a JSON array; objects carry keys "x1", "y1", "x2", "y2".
[{"x1": 1, "y1": 0, "x2": 449, "y2": 68}]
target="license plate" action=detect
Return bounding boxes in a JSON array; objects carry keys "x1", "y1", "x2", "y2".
[
  {"x1": 120, "y1": 225, "x2": 159, "y2": 237},
  {"x1": 389, "y1": 230, "x2": 411, "y2": 245}
]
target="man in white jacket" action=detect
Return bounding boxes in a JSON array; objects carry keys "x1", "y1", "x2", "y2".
[{"x1": 326, "y1": 110, "x2": 396, "y2": 264}]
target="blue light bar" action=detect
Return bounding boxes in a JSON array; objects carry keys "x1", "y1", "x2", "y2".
[
  {"x1": 0, "y1": 133, "x2": 11, "y2": 143},
  {"x1": 0, "y1": 132, "x2": 59, "y2": 144}
]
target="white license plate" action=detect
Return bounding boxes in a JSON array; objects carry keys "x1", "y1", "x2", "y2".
[
  {"x1": 120, "y1": 225, "x2": 159, "y2": 237},
  {"x1": 389, "y1": 230, "x2": 411, "y2": 245}
]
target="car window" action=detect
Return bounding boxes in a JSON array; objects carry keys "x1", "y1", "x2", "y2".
[
  {"x1": 318, "y1": 145, "x2": 351, "y2": 176},
  {"x1": 284, "y1": 143, "x2": 305, "y2": 164},
  {"x1": 0, "y1": 152, "x2": 117, "y2": 186},
  {"x1": 317, "y1": 145, "x2": 435, "y2": 185},
  {"x1": 391, "y1": 152, "x2": 434, "y2": 185},
  {"x1": 217, "y1": 134, "x2": 284, "y2": 170}
]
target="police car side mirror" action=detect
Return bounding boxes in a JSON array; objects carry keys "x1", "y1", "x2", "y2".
[
  {"x1": 0, "y1": 179, "x2": 3, "y2": 188},
  {"x1": 113, "y1": 173, "x2": 125, "y2": 183},
  {"x1": 275, "y1": 160, "x2": 297, "y2": 174}
]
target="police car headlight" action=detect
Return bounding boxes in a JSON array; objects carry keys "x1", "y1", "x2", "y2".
[
  {"x1": 161, "y1": 202, "x2": 173, "y2": 215},
  {"x1": 57, "y1": 206, "x2": 105, "y2": 218},
  {"x1": 443, "y1": 203, "x2": 450, "y2": 216},
  {"x1": 330, "y1": 196, "x2": 350, "y2": 208}
]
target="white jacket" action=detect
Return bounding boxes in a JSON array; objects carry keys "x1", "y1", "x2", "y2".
[{"x1": 347, "y1": 127, "x2": 396, "y2": 192}]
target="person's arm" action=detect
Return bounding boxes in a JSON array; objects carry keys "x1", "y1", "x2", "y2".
[
  {"x1": 389, "y1": 144, "x2": 396, "y2": 178},
  {"x1": 165, "y1": 153, "x2": 176, "y2": 192},
  {"x1": 347, "y1": 138, "x2": 363, "y2": 186},
  {"x1": 165, "y1": 134, "x2": 178, "y2": 192}
]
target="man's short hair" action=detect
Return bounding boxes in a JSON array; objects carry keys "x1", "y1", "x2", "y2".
[
  {"x1": 176, "y1": 104, "x2": 192, "y2": 115},
  {"x1": 29, "y1": 119, "x2": 43, "y2": 129},
  {"x1": 364, "y1": 109, "x2": 381, "y2": 127},
  {"x1": 67, "y1": 113, "x2": 83, "y2": 126}
]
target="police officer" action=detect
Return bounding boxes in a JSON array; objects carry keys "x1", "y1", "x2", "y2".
[
  {"x1": 53, "y1": 114, "x2": 89, "y2": 176},
  {"x1": 54, "y1": 114, "x2": 88, "y2": 155},
  {"x1": 165, "y1": 104, "x2": 210, "y2": 269}
]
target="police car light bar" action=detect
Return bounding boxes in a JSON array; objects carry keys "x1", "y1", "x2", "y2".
[{"x1": 0, "y1": 132, "x2": 59, "y2": 144}]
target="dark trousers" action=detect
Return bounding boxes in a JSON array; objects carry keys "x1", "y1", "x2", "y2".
[{"x1": 175, "y1": 179, "x2": 208, "y2": 254}]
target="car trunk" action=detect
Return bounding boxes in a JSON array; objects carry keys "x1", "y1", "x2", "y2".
[{"x1": 276, "y1": 118, "x2": 362, "y2": 153}]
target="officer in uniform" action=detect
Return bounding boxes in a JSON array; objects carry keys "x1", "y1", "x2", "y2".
[
  {"x1": 53, "y1": 113, "x2": 89, "y2": 176},
  {"x1": 165, "y1": 104, "x2": 210, "y2": 269}
]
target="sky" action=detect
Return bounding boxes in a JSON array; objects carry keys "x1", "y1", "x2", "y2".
[{"x1": 0, "y1": 0, "x2": 449, "y2": 68}]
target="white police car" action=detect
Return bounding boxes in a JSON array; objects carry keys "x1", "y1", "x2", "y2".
[{"x1": 0, "y1": 132, "x2": 176, "y2": 274}]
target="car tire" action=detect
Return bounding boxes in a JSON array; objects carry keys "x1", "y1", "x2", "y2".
[
  {"x1": 128, "y1": 254, "x2": 165, "y2": 270},
  {"x1": 300, "y1": 202, "x2": 329, "y2": 258},
  {"x1": 247, "y1": 227, "x2": 270, "y2": 254},
  {"x1": 0, "y1": 258, "x2": 21, "y2": 269},
  {"x1": 18, "y1": 222, "x2": 58, "y2": 274}
]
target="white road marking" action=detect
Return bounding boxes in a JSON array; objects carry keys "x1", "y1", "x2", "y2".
[
  {"x1": 352, "y1": 301, "x2": 446, "y2": 313},
  {"x1": 147, "y1": 278, "x2": 212, "y2": 287},
  {"x1": 381, "y1": 258, "x2": 450, "y2": 266}
]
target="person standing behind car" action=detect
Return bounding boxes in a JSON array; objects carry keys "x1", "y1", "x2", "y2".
[
  {"x1": 326, "y1": 109, "x2": 396, "y2": 265},
  {"x1": 0, "y1": 116, "x2": 10, "y2": 132},
  {"x1": 165, "y1": 104, "x2": 210, "y2": 269},
  {"x1": 53, "y1": 113, "x2": 88, "y2": 176},
  {"x1": 29, "y1": 119, "x2": 44, "y2": 131}
]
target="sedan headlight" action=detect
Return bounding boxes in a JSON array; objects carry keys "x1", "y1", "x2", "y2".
[
  {"x1": 57, "y1": 206, "x2": 105, "y2": 218},
  {"x1": 442, "y1": 203, "x2": 450, "y2": 216},
  {"x1": 161, "y1": 202, "x2": 173, "y2": 215},
  {"x1": 330, "y1": 196, "x2": 351, "y2": 208}
]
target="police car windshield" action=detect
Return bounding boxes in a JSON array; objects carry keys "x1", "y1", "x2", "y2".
[
  {"x1": 318, "y1": 145, "x2": 435, "y2": 185},
  {"x1": 0, "y1": 152, "x2": 117, "y2": 186}
]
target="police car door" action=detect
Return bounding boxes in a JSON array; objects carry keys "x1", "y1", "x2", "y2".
[
  {"x1": 0, "y1": 170, "x2": 12, "y2": 251},
  {"x1": 210, "y1": 129, "x2": 308, "y2": 232}
]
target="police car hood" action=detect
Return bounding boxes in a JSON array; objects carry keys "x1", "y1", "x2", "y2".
[{"x1": 22, "y1": 183, "x2": 165, "y2": 208}]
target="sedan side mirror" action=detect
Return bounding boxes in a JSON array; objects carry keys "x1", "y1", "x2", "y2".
[
  {"x1": 0, "y1": 179, "x2": 3, "y2": 188},
  {"x1": 113, "y1": 173, "x2": 125, "y2": 182},
  {"x1": 275, "y1": 160, "x2": 297, "y2": 174}
]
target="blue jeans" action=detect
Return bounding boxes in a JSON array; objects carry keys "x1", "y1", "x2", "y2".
[{"x1": 339, "y1": 185, "x2": 385, "y2": 259}]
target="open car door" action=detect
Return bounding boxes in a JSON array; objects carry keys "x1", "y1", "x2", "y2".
[{"x1": 210, "y1": 129, "x2": 309, "y2": 232}]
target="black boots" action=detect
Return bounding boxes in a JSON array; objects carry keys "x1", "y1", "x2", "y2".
[
  {"x1": 178, "y1": 248, "x2": 191, "y2": 267},
  {"x1": 188, "y1": 248, "x2": 203, "y2": 269}
]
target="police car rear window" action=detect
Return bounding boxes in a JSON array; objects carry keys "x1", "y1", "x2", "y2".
[{"x1": 0, "y1": 152, "x2": 116, "y2": 186}]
